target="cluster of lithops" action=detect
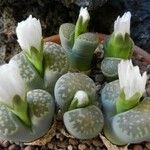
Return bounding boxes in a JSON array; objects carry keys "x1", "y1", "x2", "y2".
[
  {"x1": 0, "y1": 61, "x2": 54, "y2": 142},
  {"x1": 0, "y1": 5, "x2": 149, "y2": 146},
  {"x1": 54, "y1": 72, "x2": 104, "y2": 139},
  {"x1": 0, "y1": 15, "x2": 69, "y2": 142},
  {"x1": 59, "y1": 7, "x2": 99, "y2": 72},
  {"x1": 100, "y1": 11, "x2": 150, "y2": 145},
  {"x1": 101, "y1": 60, "x2": 148, "y2": 145}
]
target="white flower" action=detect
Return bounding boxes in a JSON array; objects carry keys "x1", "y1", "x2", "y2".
[
  {"x1": 79, "y1": 7, "x2": 90, "y2": 23},
  {"x1": 118, "y1": 60, "x2": 147, "y2": 100},
  {"x1": 16, "y1": 15, "x2": 42, "y2": 53},
  {"x1": 0, "y1": 61, "x2": 26, "y2": 107},
  {"x1": 114, "y1": 12, "x2": 131, "y2": 37},
  {"x1": 74, "y1": 90, "x2": 89, "y2": 106}
]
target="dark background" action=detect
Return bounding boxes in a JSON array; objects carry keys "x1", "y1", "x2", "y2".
[{"x1": 0, "y1": 0, "x2": 149, "y2": 54}]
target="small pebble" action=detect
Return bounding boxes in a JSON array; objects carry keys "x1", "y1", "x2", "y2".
[
  {"x1": 69, "y1": 139, "x2": 78, "y2": 145},
  {"x1": 8, "y1": 144, "x2": 18, "y2": 150},
  {"x1": 145, "y1": 142, "x2": 150, "y2": 149},
  {"x1": 133, "y1": 145, "x2": 143, "y2": 150},
  {"x1": 2, "y1": 140, "x2": 10, "y2": 147},
  {"x1": 24, "y1": 145, "x2": 35, "y2": 150},
  {"x1": 56, "y1": 133, "x2": 64, "y2": 141},
  {"x1": 67, "y1": 145, "x2": 73, "y2": 150},
  {"x1": 47, "y1": 143, "x2": 54, "y2": 149},
  {"x1": 92, "y1": 139, "x2": 103, "y2": 147},
  {"x1": 57, "y1": 142, "x2": 66, "y2": 149},
  {"x1": 78, "y1": 144, "x2": 87, "y2": 150}
]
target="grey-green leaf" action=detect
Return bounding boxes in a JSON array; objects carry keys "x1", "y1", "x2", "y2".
[
  {"x1": 72, "y1": 32, "x2": 99, "y2": 57},
  {"x1": 100, "y1": 80, "x2": 120, "y2": 118},
  {"x1": 44, "y1": 42, "x2": 69, "y2": 94},
  {"x1": 55, "y1": 72, "x2": 96, "y2": 112},
  {"x1": 0, "y1": 89, "x2": 55, "y2": 143},
  {"x1": 101, "y1": 57, "x2": 122, "y2": 81},
  {"x1": 64, "y1": 105, "x2": 104, "y2": 139},
  {"x1": 111, "y1": 97, "x2": 150, "y2": 145},
  {"x1": 10, "y1": 52, "x2": 45, "y2": 91},
  {"x1": 59, "y1": 23, "x2": 75, "y2": 50}
]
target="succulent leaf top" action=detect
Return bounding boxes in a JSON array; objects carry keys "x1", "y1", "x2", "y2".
[
  {"x1": 118, "y1": 60, "x2": 147, "y2": 100},
  {"x1": 16, "y1": 15, "x2": 42, "y2": 53},
  {"x1": 114, "y1": 12, "x2": 131, "y2": 37}
]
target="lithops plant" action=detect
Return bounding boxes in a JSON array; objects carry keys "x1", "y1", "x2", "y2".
[
  {"x1": 15, "y1": 15, "x2": 68, "y2": 94},
  {"x1": 101, "y1": 12, "x2": 134, "y2": 80},
  {"x1": 59, "y1": 7, "x2": 99, "y2": 71},
  {"x1": 10, "y1": 52, "x2": 45, "y2": 91},
  {"x1": 44, "y1": 42, "x2": 69, "y2": 93},
  {"x1": 100, "y1": 60, "x2": 149, "y2": 145},
  {"x1": 55, "y1": 72, "x2": 104, "y2": 139},
  {"x1": 0, "y1": 62, "x2": 54, "y2": 142}
]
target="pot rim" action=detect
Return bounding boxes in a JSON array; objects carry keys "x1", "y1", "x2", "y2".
[{"x1": 44, "y1": 33, "x2": 150, "y2": 64}]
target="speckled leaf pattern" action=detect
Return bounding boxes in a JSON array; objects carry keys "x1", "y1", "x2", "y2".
[
  {"x1": 101, "y1": 57, "x2": 122, "y2": 79},
  {"x1": 101, "y1": 80, "x2": 120, "y2": 118},
  {"x1": 112, "y1": 98, "x2": 150, "y2": 144},
  {"x1": 64, "y1": 105, "x2": 104, "y2": 139},
  {"x1": 0, "y1": 89, "x2": 55, "y2": 142},
  {"x1": 101, "y1": 80, "x2": 150, "y2": 145},
  {"x1": 10, "y1": 52, "x2": 44, "y2": 91},
  {"x1": 55, "y1": 72, "x2": 96, "y2": 112},
  {"x1": 44, "y1": 42, "x2": 69, "y2": 93},
  {"x1": 0, "y1": 105, "x2": 17, "y2": 135},
  {"x1": 72, "y1": 33, "x2": 99, "y2": 56},
  {"x1": 27, "y1": 89, "x2": 54, "y2": 117},
  {"x1": 59, "y1": 23, "x2": 75, "y2": 50}
]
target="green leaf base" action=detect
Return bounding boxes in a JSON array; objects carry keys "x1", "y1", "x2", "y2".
[
  {"x1": 100, "y1": 80, "x2": 150, "y2": 145},
  {"x1": 0, "y1": 89, "x2": 54, "y2": 143}
]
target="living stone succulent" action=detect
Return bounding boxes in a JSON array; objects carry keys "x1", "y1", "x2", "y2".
[
  {"x1": 0, "y1": 15, "x2": 70, "y2": 143},
  {"x1": 0, "y1": 62, "x2": 55, "y2": 142},
  {"x1": 10, "y1": 52, "x2": 45, "y2": 91},
  {"x1": 101, "y1": 12, "x2": 134, "y2": 80},
  {"x1": 44, "y1": 42, "x2": 69, "y2": 93},
  {"x1": 10, "y1": 42, "x2": 69, "y2": 94},
  {"x1": 55, "y1": 72, "x2": 104, "y2": 139},
  {"x1": 101, "y1": 57, "x2": 122, "y2": 81},
  {"x1": 59, "y1": 7, "x2": 99, "y2": 71},
  {"x1": 15, "y1": 15, "x2": 69, "y2": 94},
  {"x1": 100, "y1": 60, "x2": 148, "y2": 145}
]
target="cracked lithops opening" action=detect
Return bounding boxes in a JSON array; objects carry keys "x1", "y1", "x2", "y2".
[
  {"x1": 68, "y1": 90, "x2": 90, "y2": 111},
  {"x1": 101, "y1": 61, "x2": 150, "y2": 145},
  {"x1": 55, "y1": 72, "x2": 96, "y2": 112},
  {"x1": 54, "y1": 72, "x2": 104, "y2": 139},
  {"x1": 59, "y1": 8, "x2": 99, "y2": 71}
]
